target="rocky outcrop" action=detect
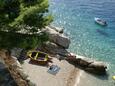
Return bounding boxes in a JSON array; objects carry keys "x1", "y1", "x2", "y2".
[
  {"x1": 0, "y1": 50, "x2": 36, "y2": 86},
  {"x1": 11, "y1": 48, "x2": 27, "y2": 61},
  {"x1": 41, "y1": 25, "x2": 107, "y2": 75},
  {"x1": 85, "y1": 61, "x2": 107, "y2": 74},
  {"x1": 48, "y1": 25, "x2": 64, "y2": 33},
  {"x1": 67, "y1": 56, "x2": 107, "y2": 75},
  {"x1": 41, "y1": 40, "x2": 107, "y2": 75},
  {"x1": 42, "y1": 41, "x2": 69, "y2": 57},
  {"x1": 43, "y1": 26, "x2": 70, "y2": 49},
  {"x1": 11, "y1": 57, "x2": 36, "y2": 86},
  {"x1": 75, "y1": 58, "x2": 94, "y2": 67},
  {"x1": 0, "y1": 51, "x2": 18, "y2": 86}
]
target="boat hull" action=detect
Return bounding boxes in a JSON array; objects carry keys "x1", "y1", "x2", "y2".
[{"x1": 94, "y1": 17, "x2": 107, "y2": 26}]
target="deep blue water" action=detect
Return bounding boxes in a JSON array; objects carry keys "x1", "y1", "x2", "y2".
[{"x1": 49, "y1": 0, "x2": 115, "y2": 86}]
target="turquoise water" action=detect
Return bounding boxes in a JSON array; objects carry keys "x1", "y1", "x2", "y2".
[{"x1": 49, "y1": 0, "x2": 115, "y2": 86}]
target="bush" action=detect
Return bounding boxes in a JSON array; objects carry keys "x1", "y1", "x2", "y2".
[
  {"x1": 0, "y1": 0, "x2": 53, "y2": 33},
  {"x1": 0, "y1": 31, "x2": 49, "y2": 49}
]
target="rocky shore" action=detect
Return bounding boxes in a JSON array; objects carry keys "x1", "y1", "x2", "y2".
[
  {"x1": 41, "y1": 26, "x2": 107, "y2": 75},
  {"x1": 0, "y1": 26, "x2": 107, "y2": 86}
]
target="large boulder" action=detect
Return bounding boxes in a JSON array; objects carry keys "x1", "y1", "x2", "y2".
[
  {"x1": 43, "y1": 41, "x2": 69, "y2": 57},
  {"x1": 85, "y1": 61, "x2": 107, "y2": 75},
  {"x1": 74, "y1": 57, "x2": 94, "y2": 67},
  {"x1": 76, "y1": 58, "x2": 94, "y2": 67},
  {"x1": 85, "y1": 68, "x2": 106, "y2": 75},
  {"x1": 88, "y1": 61, "x2": 107, "y2": 70},
  {"x1": 43, "y1": 27, "x2": 70, "y2": 49},
  {"x1": 69, "y1": 56, "x2": 107, "y2": 75}
]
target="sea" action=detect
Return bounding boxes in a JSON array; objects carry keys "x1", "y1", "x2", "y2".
[{"x1": 49, "y1": 0, "x2": 115, "y2": 86}]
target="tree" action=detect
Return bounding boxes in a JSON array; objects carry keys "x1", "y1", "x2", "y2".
[
  {"x1": 0, "y1": 0, "x2": 52, "y2": 49},
  {"x1": 0, "y1": 0, "x2": 53, "y2": 33}
]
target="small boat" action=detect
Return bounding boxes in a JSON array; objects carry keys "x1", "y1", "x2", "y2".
[
  {"x1": 27, "y1": 50, "x2": 52, "y2": 65},
  {"x1": 94, "y1": 17, "x2": 107, "y2": 26}
]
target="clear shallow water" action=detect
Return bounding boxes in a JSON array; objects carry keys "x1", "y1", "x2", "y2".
[{"x1": 49, "y1": 0, "x2": 115, "y2": 86}]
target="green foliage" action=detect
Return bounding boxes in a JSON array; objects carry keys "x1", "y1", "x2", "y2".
[
  {"x1": 0, "y1": 0, "x2": 52, "y2": 49},
  {"x1": 0, "y1": 31, "x2": 49, "y2": 49},
  {"x1": 0, "y1": 0, "x2": 20, "y2": 24},
  {"x1": 0, "y1": 0, "x2": 53, "y2": 32}
]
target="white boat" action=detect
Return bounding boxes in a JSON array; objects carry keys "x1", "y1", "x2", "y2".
[{"x1": 94, "y1": 17, "x2": 107, "y2": 26}]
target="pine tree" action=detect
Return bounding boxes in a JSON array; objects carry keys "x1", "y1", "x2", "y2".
[
  {"x1": 0, "y1": 0, "x2": 52, "y2": 49},
  {"x1": 0, "y1": 0, "x2": 53, "y2": 33}
]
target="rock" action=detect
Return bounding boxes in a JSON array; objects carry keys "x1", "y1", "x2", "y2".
[
  {"x1": 11, "y1": 48, "x2": 27, "y2": 62},
  {"x1": 68, "y1": 56, "x2": 107, "y2": 75},
  {"x1": 0, "y1": 60, "x2": 6, "y2": 70},
  {"x1": 48, "y1": 25, "x2": 64, "y2": 33},
  {"x1": 16, "y1": 61, "x2": 22, "y2": 68},
  {"x1": 11, "y1": 56, "x2": 22, "y2": 68},
  {"x1": 43, "y1": 27, "x2": 70, "y2": 49},
  {"x1": 26, "y1": 77, "x2": 31, "y2": 82},
  {"x1": 17, "y1": 69, "x2": 28, "y2": 80},
  {"x1": 79, "y1": 59, "x2": 89, "y2": 67},
  {"x1": 56, "y1": 54, "x2": 65, "y2": 61},
  {"x1": 28, "y1": 81, "x2": 36, "y2": 86},
  {"x1": 85, "y1": 68, "x2": 98, "y2": 74},
  {"x1": 84, "y1": 61, "x2": 107, "y2": 74},
  {"x1": 66, "y1": 53, "x2": 77, "y2": 62},
  {"x1": 76, "y1": 58, "x2": 94, "y2": 67},
  {"x1": 85, "y1": 67, "x2": 106, "y2": 75},
  {"x1": 88, "y1": 61, "x2": 107, "y2": 70},
  {"x1": 11, "y1": 48, "x2": 23, "y2": 58},
  {"x1": 43, "y1": 41, "x2": 69, "y2": 57},
  {"x1": 55, "y1": 34, "x2": 70, "y2": 48}
]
